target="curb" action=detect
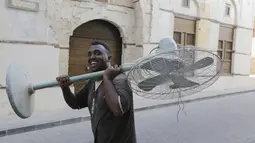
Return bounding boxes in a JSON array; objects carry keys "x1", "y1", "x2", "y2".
[{"x1": 1, "y1": 89, "x2": 255, "y2": 137}]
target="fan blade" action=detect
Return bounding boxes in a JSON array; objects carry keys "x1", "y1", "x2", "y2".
[
  {"x1": 140, "y1": 58, "x2": 185, "y2": 74},
  {"x1": 177, "y1": 57, "x2": 214, "y2": 73},
  {"x1": 169, "y1": 74, "x2": 199, "y2": 88},
  {"x1": 137, "y1": 57, "x2": 207, "y2": 91},
  {"x1": 138, "y1": 75, "x2": 169, "y2": 91}
]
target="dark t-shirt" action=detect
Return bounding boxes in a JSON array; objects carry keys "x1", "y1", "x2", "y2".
[{"x1": 75, "y1": 73, "x2": 137, "y2": 143}]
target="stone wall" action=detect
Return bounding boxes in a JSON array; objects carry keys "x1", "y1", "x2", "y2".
[
  {"x1": 0, "y1": 0, "x2": 136, "y2": 116},
  {"x1": 0, "y1": 0, "x2": 254, "y2": 116},
  {"x1": 135, "y1": 0, "x2": 254, "y2": 75}
]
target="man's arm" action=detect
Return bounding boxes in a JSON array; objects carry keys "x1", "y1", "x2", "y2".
[
  {"x1": 57, "y1": 76, "x2": 89, "y2": 109},
  {"x1": 103, "y1": 74, "x2": 132, "y2": 116},
  {"x1": 61, "y1": 84, "x2": 89, "y2": 109},
  {"x1": 61, "y1": 87, "x2": 78, "y2": 109}
]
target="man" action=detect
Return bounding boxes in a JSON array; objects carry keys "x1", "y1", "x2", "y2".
[{"x1": 56, "y1": 41, "x2": 137, "y2": 143}]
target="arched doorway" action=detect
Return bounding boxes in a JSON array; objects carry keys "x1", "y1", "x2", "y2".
[{"x1": 68, "y1": 20, "x2": 122, "y2": 92}]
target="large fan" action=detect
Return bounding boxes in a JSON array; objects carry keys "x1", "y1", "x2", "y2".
[{"x1": 127, "y1": 39, "x2": 222, "y2": 100}]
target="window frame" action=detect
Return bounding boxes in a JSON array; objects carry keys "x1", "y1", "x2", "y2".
[
  {"x1": 182, "y1": 0, "x2": 190, "y2": 8},
  {"x1": 225, "y1": 3, "x2": 231, "y2": 17}
]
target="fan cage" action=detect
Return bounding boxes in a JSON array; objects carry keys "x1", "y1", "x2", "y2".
[{"x1": 126, "y1": 46, "x2": 222, "y2": 100}]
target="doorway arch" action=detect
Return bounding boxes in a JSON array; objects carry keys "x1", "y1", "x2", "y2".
[{"x1": 68, "y1": 19, "x2": 122, "y2": 92}]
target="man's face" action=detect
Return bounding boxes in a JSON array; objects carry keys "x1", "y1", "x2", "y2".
[{"x1": 88, "y1": 44, "x2": 110, "y2": 72}]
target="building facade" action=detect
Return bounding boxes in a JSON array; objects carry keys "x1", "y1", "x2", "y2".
[
  {"x1": 0, "y1": 0, "x2": 254, "y2": 116},
  {"x1": 250, "y1": 17, "x2": 255, "y2": 74}
]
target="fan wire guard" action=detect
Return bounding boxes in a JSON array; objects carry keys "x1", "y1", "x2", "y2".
[{"x1": 126, "y1": 46, "x2": 222, "y2": 100}]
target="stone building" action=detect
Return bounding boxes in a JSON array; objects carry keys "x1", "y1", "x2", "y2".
[
  {"x1": 250, "y1": 16, "x2": 255, "y2": 74},
  {"x1": 0, "y1": 0, "x2": 254, "y2": 115}
]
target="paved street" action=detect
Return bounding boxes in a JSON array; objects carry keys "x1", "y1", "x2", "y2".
[{"x1": 1, "y1": 92, "x2": 255, "y2": 143}]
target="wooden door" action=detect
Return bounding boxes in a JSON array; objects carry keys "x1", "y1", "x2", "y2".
[
  {"x1": 218, "y1": 25, "x2": 234, "y2": 74},
  {"x1": 69, "y1": 20, "x2": 122, "y2": 92},
  {"x1": 68, "y1": 37, "x2": 91, "y2": 92},
  {"x1": 174, "y1": 17, "x2": 196, "y2": 76}
]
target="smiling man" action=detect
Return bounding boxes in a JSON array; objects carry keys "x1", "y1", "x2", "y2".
[{"x1": 56, "y1": 41, "x2": 137, "y2": 143}]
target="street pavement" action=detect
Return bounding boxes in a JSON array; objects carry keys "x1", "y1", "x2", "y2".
[
  {"x1": 2, "y1": 75, "x2": 255, "y2": 133},
  {"x1": 1, "y1": 91, "x2": 255, "y2": 143}
]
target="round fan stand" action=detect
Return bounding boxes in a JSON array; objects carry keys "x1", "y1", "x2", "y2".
[
  {"x1": 149, "y1": 37, "x2": 178, "y2": 54},
  {"x1": 149, "y1": 47, "x2": 159, "y2": 54}
]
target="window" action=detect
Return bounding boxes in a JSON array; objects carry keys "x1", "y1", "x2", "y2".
[
  {"x1": 174, "y1": 32, "x2": 182, "y2": 44},
  {"x1": 225, "y1": 4, "x2": 231, "y2": 16},
  {"x1": 182, "y1": 0, "x2": 190, "y2": 7},
  {"x1": 186, "y1": 33, "x2": 195, "y2": 45},
  {"x1": 217, "y1": 40, "x2": 223, "y2": 59}
]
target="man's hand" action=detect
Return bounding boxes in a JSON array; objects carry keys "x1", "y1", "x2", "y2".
[
  {"x1": 56, "y1": 75, "x2": 72, "y2": 88},
  {"x1": 104, "y1": 65, "x2": 122, "y2": 80}
]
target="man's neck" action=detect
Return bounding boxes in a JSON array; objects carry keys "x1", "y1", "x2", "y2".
[
  {"x1": 95, "y1": 77, "x2": 103, "y2": 81},
  {"x1": 92, "y1": 66, "x2": 108, "y2": 81}
]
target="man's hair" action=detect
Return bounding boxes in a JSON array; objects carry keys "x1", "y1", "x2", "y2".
[{"x1": 91, "y1": 41, "x2": 111, "y2": 56}]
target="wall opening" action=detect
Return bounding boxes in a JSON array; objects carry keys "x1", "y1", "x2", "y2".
[{"x1": 68, "y1": 19, "x2": 122, "y2": 92}]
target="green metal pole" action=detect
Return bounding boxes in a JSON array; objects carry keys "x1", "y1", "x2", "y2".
[{"x1": 32, "y1": 64, "x2": 133, "y2": 91}]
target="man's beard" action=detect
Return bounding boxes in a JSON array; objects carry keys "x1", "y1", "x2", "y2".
[{"x1": 89, "y1": 63, "x2": 109, "y2": 72}]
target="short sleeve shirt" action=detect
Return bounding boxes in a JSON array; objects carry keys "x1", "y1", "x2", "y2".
[{"x1": 76, "y1": 73, "x2": 137, "y2": 143}]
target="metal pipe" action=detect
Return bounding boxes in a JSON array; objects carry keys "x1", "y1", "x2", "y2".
[{"x1": 32, "y1": 64, "x2": 133, "y2": 91}]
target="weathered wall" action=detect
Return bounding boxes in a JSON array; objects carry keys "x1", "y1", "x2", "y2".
[
  {"x1": 109, "y1": 0, "x2": 133, "y2": 8},
  {"x1": 135, "y1": 0, "x2": 254, "y2": 75},
  {"x1": 0, "y1": 0, "x2": 136, "y2": 116},
  {"x1": 0, "y1": 0, "x2": 63, "y2": 117},
  {"x1": 231, "y1": 0, "x2": 254, "y2": 75},
  {"x1": 0, "y1": 0, "x2": 254, "y2": 117},
  {"x1": 45, "y1": 0, "x2": 134, "y2": 47},
  {"x1": 233, "y1": 27, "x2": 253, "y2": 75},
  {"x1": 45, "y1": 0, "x2": 135, "y2": 75}
]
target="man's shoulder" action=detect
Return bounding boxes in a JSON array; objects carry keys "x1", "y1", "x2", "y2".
[
  {"x1": 113, "y1": 72, "x2": 128, "y2": 81},
  {"x1": 113, "y1": 73, "x2": 132, "y2": 90}
]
